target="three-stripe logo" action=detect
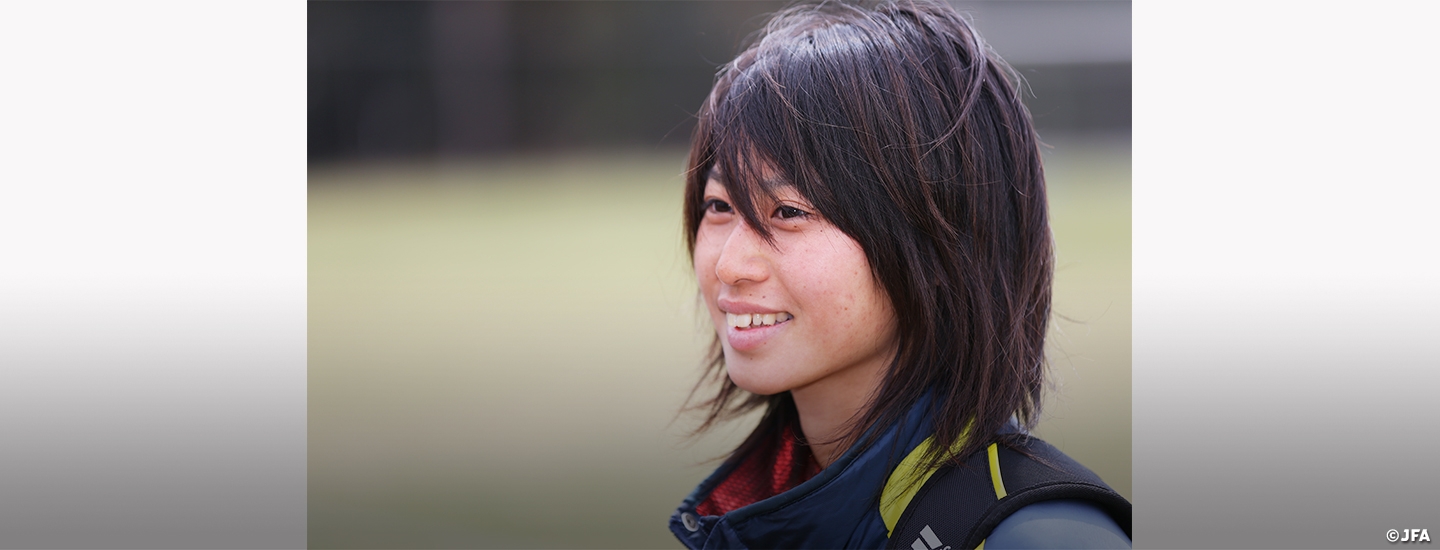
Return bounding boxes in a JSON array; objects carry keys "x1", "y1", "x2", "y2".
[{"x1": 911, "y1": 525, "x2": 951, "y2": 550}]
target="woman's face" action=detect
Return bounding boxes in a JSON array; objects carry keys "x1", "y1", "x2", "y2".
[{"x1": 694, "y1": 171, "x2": 899, "y2": 398}]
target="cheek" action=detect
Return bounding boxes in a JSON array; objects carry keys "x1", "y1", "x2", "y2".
[
  {"x1": 788, "y1": 235, "x2": 893, "y2": 336},
  {"x1": 791, "y1": 233, "x2": 870, "y2": 303}
]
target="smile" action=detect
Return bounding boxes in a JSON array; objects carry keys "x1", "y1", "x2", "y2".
[{"x1": 726, "y1": 312, "x2": 794, "y2": 329}]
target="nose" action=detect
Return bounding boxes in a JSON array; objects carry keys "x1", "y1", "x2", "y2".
[{"x1": 714, "y1": 221, "x2": 769, "y2": 286}]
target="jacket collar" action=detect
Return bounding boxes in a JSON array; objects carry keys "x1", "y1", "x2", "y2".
[{"x1": 670, "y1": 396, "x2": 935, "y2": 550}]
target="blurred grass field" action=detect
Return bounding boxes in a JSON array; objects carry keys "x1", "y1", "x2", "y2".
[{"x1": 308, "y1": 138, "x2": 1130, "y2": 548}]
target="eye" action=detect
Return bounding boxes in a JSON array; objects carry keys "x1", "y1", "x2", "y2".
[
  {"x1": 703, "y1": 198, "x2": 733, "y2": 214},
  {"x1": 774, "y1": 204, "x2": 810, "y2": 220}
]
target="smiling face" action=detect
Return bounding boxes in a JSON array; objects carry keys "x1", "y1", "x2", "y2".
[{"x1": 693, "y1": 173, "x2": 900, "y2": 399}]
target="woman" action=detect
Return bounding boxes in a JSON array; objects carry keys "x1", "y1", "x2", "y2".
[{"x1": 670, "y1": 1, "x2": 1131, "y2": 549}]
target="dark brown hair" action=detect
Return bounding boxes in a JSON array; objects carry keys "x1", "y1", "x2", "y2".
[{"x1": 683, "y1": 0, "x2": 1051, "y2": 475}]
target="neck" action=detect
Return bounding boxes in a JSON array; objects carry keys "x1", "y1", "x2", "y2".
[{"x1": 789, "y1": 354, "x2": 891, "y2": 469}]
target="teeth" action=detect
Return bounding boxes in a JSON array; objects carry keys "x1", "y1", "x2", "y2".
[{"x1": 726, "y1": 312, "x2": 792, "y2": 328}]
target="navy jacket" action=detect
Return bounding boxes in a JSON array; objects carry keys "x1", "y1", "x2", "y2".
[{"x1": 669, "y1": 397, "x2": 1129, "y2": 549}]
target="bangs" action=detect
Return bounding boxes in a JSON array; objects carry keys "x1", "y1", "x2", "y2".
[
  {"x1": 700, "y1": 69, "x2": 815, "y2": 245},
  {"x1": 688, "y1": 10, "x2": 866, "y2": 247}
]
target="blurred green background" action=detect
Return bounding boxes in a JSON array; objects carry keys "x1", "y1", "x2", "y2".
[
  {"x1": 309, "y1": 2, "x2": 1130, "y2": 548},
  {"x1": 308, "y1": 138, "x2": 1129, "y2": 548}
]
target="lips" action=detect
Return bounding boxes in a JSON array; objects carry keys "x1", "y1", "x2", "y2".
[
  {"x1": 721, "y1": 312, "x2": 793, "y2": 352},
  {"x1": 716, "y1": 298, "x2": 793, "y2": 351}
]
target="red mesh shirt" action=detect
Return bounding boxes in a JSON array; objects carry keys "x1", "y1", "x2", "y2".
[{"x1": 696, "y1": 426, "x2": 822, "y2": 517}]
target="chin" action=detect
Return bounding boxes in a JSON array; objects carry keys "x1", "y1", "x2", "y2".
[{"x1": 724, "y1": 358, "x2": 790, "y2": 396}]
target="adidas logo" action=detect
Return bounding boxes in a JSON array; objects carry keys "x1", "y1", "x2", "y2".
[{"x1": 911, "y1": 525, "x2": 952, "y2": 550}]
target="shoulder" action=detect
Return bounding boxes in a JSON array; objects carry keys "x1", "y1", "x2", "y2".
[
  {"x1": 884, "y1": 435, "x2": 1132, "y2": 550},
  {"x1": 984, "y1": 499, "x2": 1131, "y2": 549},
  {"x1": 982, "y1": 437, "x2": 1132, "y2": 545}
]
